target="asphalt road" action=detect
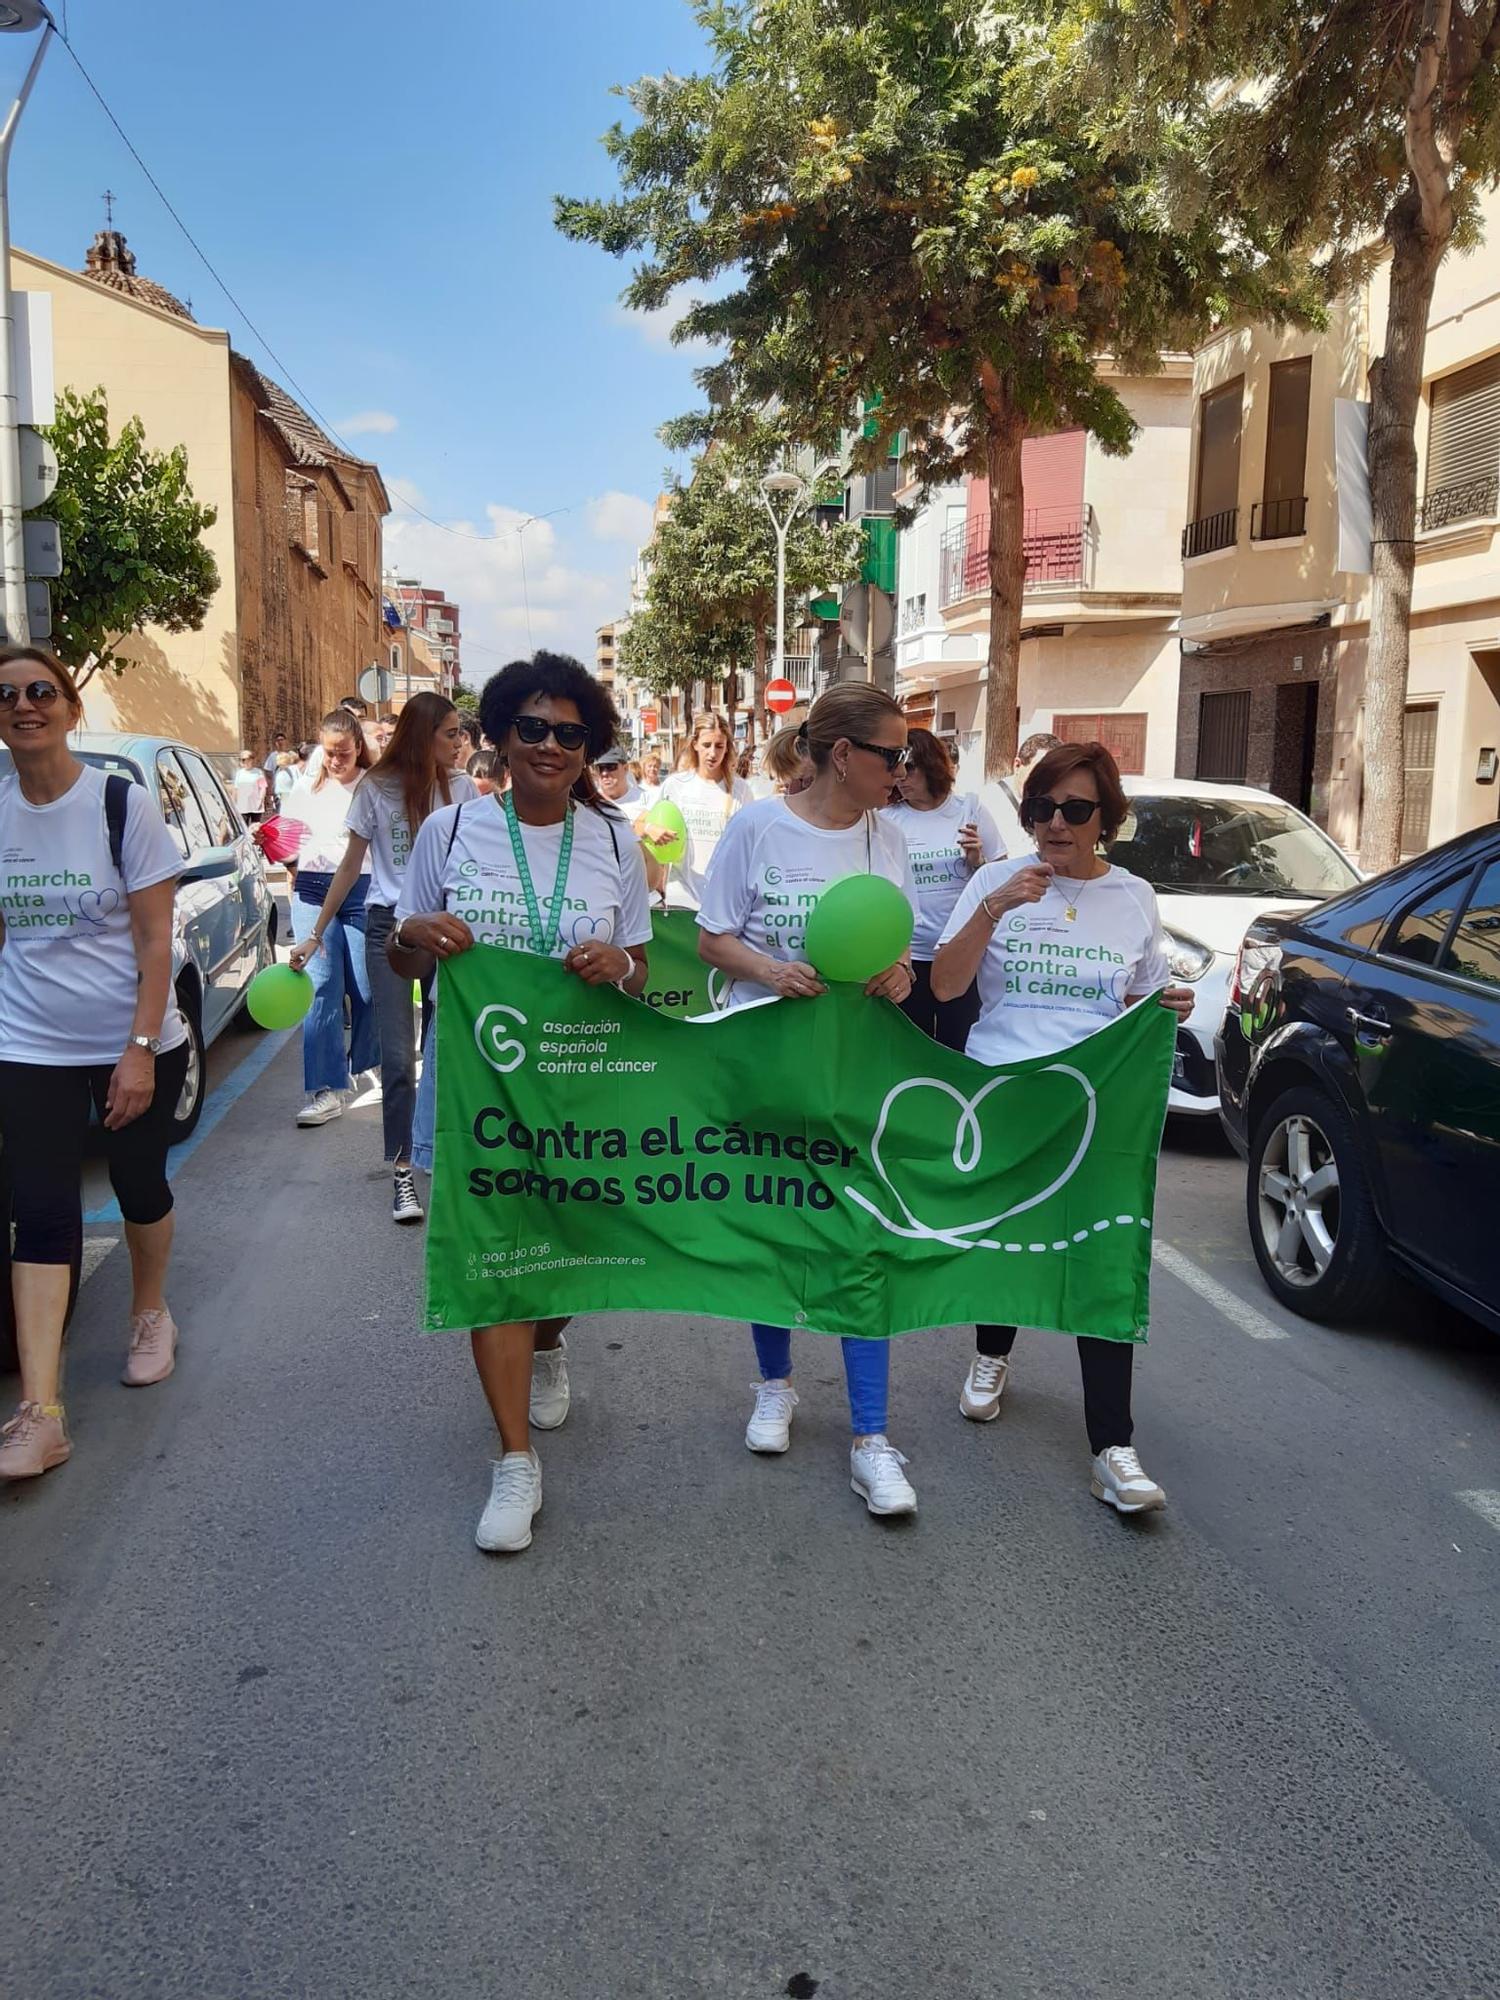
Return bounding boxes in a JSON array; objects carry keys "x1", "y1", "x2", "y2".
[{"x1": 4, "y1": 1027, "x2": 1499, "y2": 1999}]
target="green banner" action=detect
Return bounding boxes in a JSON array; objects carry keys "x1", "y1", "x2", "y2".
[
  {"x1": 424, "y1": 953, "x2": 1175, "y2": 1342},
  {"x1": 638, "y1": 909, "x2": 722, "y2": 1019}
]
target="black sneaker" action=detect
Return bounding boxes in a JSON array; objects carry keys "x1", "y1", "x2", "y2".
[{"x1": 392, "y1": 1168, "x2": 424, "y2": 1225}]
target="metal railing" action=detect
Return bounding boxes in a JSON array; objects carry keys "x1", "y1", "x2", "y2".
[
  {"x1": 938, "y1": 505, "x2": 1096, "y2": 609},
  {"x1": 1420, "y1": 474, "x2": 1499, "y2": 532},
  {"x1": 1181, "y1": 507, "x2": 1239, "y2": 559},
  {"x1": 1250, "y1": 495, "x2": 1307, "y2": 540}
]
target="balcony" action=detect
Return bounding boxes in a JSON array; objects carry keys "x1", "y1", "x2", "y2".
[
  {"x1": 1182, "y1": 507, "x2": 1238, "y2": 560},
  {"x1": 1421, "y1": 474, "x2": 1499, "y2": 532},
  {"x1": 1250, "y1": 495, "x2": 1307, "y2": 540},
  {"x1": 938, "y1": 505, "x2": 1096, "y2": 610}
]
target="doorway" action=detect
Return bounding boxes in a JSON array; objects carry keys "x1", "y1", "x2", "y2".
[{"x1": 1271, "y1": 679, "x2": 1320, "y2": 815}]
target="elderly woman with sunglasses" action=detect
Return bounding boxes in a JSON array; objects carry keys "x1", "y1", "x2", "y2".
[{"x1": 932, "y1": 740, "x2": 1194, "y2": 1517}]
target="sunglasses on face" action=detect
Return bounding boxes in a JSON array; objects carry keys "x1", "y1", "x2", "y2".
[
  {"x1": 512, "y1": 715, "x2": 589, "y2": 752},
  {"x1": 1023, "y1": 795, "x2": 1102, "y2": 828},
  {"x1": 0, "y1": 679, "x2": 61, "y2": 709},
  {"x1": 848, "y1": 737, "x2": 909, "y2": 773}
]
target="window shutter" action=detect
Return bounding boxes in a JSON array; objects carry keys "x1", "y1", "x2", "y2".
[
  {"x1": 1195, "y1": 380, "x2": 1243, "y2": 521},
  {"x1": 1263, "y1": 357, "x2": 1312, "y2": 507},
  {"x1": 1423, "y1": 354, "x2": 1500, "y2": 527}
]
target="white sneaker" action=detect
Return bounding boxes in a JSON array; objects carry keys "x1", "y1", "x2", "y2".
[
  {"x1": 960, "y1": 1353, "x2": 1010, "y2": 1422},
  {"x1": 745, "y1": 1378, "x2": 798, "y2": 1453},
  {"x1": 392, "y1": 1167, "x2": 424, "y2": 1224},
  {"x1": 850, "y1": 1434, "x2": 917, "y2": 1516},
  {"x1": 1091, "y1": 1445, "x2": 1166, "y2": 1515},
  {"x1": 296, "y1": 1088, "x2": 342, "y2": 1127},
  {"x1": 529, "y1": 1336, "x2": 570, "y2": 1430},
  {"x1": 475, "y1": 1450, "x2": 542, "y2": 1552}
]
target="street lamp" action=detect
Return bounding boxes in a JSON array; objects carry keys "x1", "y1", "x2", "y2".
[
  {"x1": 760, "y1": 468, "x2": 806, "y2": 713},
  {"x1": 0, "y1": 0, "x2": 52, "y2": 646}
]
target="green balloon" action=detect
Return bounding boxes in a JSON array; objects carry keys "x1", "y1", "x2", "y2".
[
  {"x1": 246, "y1": 963, "x2": 314, "y2": 1030},
  {"x1": 641, "y1": 798, "x2": 688, "y2": 866},
  {"x1": 804, "y1": 874, "x2": 915, "y2": 984}
]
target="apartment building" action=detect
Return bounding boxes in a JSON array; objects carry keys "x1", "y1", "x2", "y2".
[
  {"x1": 1177, "y1": 185, "x2": 1500, "y2": 856},
  {"x1": 388, "y1": 577, "x2": 461, "y2": 687}
]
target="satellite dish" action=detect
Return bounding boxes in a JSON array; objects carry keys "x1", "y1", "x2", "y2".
[{"x1": 838, "y1": 584, "x2": 895, "y2": 656}]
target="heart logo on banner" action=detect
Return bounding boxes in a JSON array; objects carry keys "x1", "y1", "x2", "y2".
[
  {"x1": 845, "y1": 1064, "x2": 1096, "y2": 1250},
  {"x1": 71, "y1": 887, "x2": 121, "y2": 927},
  {"x1": 568, "y1": 914, "x2": 613, "y2": 946}
]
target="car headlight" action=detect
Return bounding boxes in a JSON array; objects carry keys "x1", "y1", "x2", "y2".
[{"x1": 1164, "y1": 928, "x2": 1214, "y2": 981}]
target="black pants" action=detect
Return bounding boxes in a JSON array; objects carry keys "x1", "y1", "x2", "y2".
[
  {"x1": 0, "y1": 1045, "x2": 191, "y2": 1266},
  {"x1": 900, "y1": 958, "x2": 980, "y2": 1053},
  {"x1": 976, "y1": 1323, "x2": 1134, "y2": 1454}
]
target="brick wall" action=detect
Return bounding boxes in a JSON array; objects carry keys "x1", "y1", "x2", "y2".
[{"x1": 1175, "y1": 625, "x2": 1346, "y2": 824}]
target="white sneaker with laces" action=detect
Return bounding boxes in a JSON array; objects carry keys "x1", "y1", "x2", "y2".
[
  {"x1": 960, "y1": 1353, "x2": 1010, "y2": 1422},
  {"x1": 1091, "y1": 1445, "x2": 1166, "y2": 1514},
  {"x1": 392, "y1": 1167, "x2": 424, "y2": 1224},
  {"x1": 296, "y1": 1088, "x2": 342, "y2": 1128},
  {"x1": 850, "y1": 1434, "x2": 917, "y2": 1516},
  {"x1": 529, "y1": 1337, "x2": 570, "y2": 1430},
  {"x1": 476, "y1": 1450, "x2": 542, "y2": 1552},
  {"x1": 745, "y1": 1378, "x2": 798, "y2": 1453}
]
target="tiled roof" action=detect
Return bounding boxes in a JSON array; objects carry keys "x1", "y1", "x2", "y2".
[
  {"x1": 233, "y1": 357, "x2": 349, "y2": 471},
  {"x1": 80, "y1": 229, "x2": 193, "y2": 322}
]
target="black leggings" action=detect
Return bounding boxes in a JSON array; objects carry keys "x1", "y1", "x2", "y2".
[
  {"x1": 900, "y1": 959, "x2": 980, "y2": 1053},
  {"x1": 976, "y1": 1323, "x2": 1134, "y2": 1454},
  {"x1": 0, "y1": 1045, "x2": 191, "y2": 1265}
]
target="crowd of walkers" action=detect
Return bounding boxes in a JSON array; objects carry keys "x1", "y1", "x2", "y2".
[{"x1": 0, "y1": 644, "x2": 1190, "y2": 1549}]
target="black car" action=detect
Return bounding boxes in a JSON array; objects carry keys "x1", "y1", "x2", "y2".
[{"x1": 1217, "y1": 822, "x2": 1500, "y2": 1333}]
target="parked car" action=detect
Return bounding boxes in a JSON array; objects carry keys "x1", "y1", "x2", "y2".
[
  {"x1": 1217, "y1": 821, "x2": 1500, "y2": 1333},
  {"x1": 982, "y1": 774, "x2": 1361, "y2": 1115},
  {"x1": 0, "y1": 731, "x2": 278, "y2": 1143}
]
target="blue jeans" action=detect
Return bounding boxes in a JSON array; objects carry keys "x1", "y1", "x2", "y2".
[
  {"x1": 412, "y1": 1011, "x2": 436, "y2": 1172},
  {"x1": 292, "y1": 883, "x2": 379, "y2": 1093},
  {"x1": 751, "y1": 1323, "x2": 889, "y2": 1435}
]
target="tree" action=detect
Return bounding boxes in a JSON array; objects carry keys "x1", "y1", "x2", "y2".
[
  {"x1": 1060, "y1": 0, "x2": 1500, "y2": 865},
  {"x1": 558, "y1": 0, "x2": 1314, "y2": 774},
  {"x1": 41, "y1": 386, "x2": 219, "y2": 687}
]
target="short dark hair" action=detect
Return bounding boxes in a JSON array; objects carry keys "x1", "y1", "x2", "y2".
[
  {"x1": 339, "y1": 694, "x2": 368, "y2": 716},
  {"x1": 1021, "y1": 741, "x2": 1130, "y2": 842},
  {"x1": 903, "y1": 727, "x2": 954, "y2": 800},
  {"x1": 478, "y1": 652, "x2": 621, "y2": 804},
  {"x1": 1017, "y1": 731, "x2": 1063, "y2": 766}
]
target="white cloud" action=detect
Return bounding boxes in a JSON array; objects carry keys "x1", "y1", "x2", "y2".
[
  {"x1": 336, "y1": 409, "x2": 400, "y2": 436},
  {"x1": 586, "y1": 490, "x2": 656, "y2": 544},
  {"x1": 611, "y1": 286, "x2": 720, "y2": 357}
]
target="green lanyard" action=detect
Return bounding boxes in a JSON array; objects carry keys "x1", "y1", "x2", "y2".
[{"x1": 502, "y1": 790, "x2": 575, "y2": 956}]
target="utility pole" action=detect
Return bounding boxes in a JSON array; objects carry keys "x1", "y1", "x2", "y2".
[{"x1": 0, "y1": 3, "x2": 54, "y2": 645}]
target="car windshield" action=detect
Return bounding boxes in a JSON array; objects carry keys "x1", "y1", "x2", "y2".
[
  {"x1": 76, "y1": 751, "x2": 146, "y2": 785},
  {"x1": 1109, "y1": 795, "x2": 1360, "y2": 899}
]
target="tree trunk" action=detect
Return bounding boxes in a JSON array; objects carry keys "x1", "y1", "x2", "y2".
[
  {"x1": 979, "y1": 369, "x2": 1027, "y2": 781},
  {"x1": 1362, "y1": 187, "x2": 1448, "y2": 871},
  {"x1": 749, "y1": 623, "x2": 767, "y2": 751}
]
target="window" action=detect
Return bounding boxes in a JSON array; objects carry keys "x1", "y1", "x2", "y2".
[
  {"x1": 1054, "y1": 711, "x2": 1148, "y2": 775},
  {"x1": 1422, "y1": 352, "x2": 1500, "y2": 530},
  {"x1": 1445, "y1": 858, "x2": 1500, "y2": 990},
  {"x1": 177, "y1": 749, "x2": 236, "y2": 845},
  {"x1": 1196, "y1": 689, "x2": 1251, "y2": 783},
  {"x1": 1186, "y1": 378, "x2": 1242, "y2": 556},
  {"x1": 1256, "y1": 357, "x2": 1311, "y2": 539},
  {"x1": 1383, "y1": 871, "x2": 1468, "y2": 968},
  {"x1": 1402, "y1": 702, "x2": 1439, "y2": 853},
  {"x1": 156, "y1": 751, "x2": 212, "y2": 859}
]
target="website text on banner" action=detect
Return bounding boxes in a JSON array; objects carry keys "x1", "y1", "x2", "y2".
[{"x1": 425, "y1": 953, "x2": 1175, "y2": 1341}]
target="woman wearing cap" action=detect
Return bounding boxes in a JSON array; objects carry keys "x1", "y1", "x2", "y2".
[
  {"x1": 697, "y1": 684, "x2": 922, "y2": 1518},
  {"x1": 885, "y1": 727, "x2": 1003, "y2": 1051},
  {"x1": 650, "y1": 709, "x2": 751, "y2": 909},
  {"x1": 931, "y1": 740, "x2": 1193, "y2": 1514}
]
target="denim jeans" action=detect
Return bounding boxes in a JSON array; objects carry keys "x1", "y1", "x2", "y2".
[
  {"x1": 363, "y1": 904, "x2": 420, "y2": 1163},
  {"x1": 751, "y1": 1323, "x2": 890, "y2": 1435},
  {"x1": 292, "y1": 883, "x2": 378, "y2": 1093},
  {"x1": 412, "y1": 1011, "x2": 436, "y2": 1173}
]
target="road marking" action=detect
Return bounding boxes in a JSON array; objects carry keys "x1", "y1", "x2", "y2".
[
  {"x1": 79, "y1": 1235, "x2": 119, "y2": 1285},
  {"x1": 83, "y1": 1027, "x2": 296, "y2": 1225},
  {"x1": 1456, "y1": 1490, "x2": 1500, "y2": 1536},
  {"x1": 1152, "y1": 1241, "x2": 1291, "y2": 1341}
]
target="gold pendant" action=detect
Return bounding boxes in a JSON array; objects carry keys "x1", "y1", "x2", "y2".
[{"x1": 1064, "y1": 903, "x2": 1078, "y2": 922}]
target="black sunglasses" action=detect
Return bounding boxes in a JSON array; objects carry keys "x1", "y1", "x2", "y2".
[
  {"x1": 848, "y1": 737, "x2": 909, "y2": 773},
  {"x1": 0, "y1": 679, "x2": 61, "y2": 710},
  {"x1": 512, "y1": 715, "x2": 590, "y2": 752},
  {"x1": 1023, "y1": 795, "x2": 1102, "y2": 828}
]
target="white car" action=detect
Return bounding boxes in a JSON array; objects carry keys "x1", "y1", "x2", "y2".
[{"x1": 977, "y1": 774, "x2": 1361, "y2": 1116}]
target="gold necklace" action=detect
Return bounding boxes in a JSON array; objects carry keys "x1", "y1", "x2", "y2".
[{"x1": 1056, "y1": 864, "x2": 1105, "y2": 923}]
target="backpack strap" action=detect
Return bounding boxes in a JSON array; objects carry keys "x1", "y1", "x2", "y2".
[
  {"x1": 104, "y1": 774, "x2": 130, "y2": 878},
  {"x1": 443, "y1": 800, "x2": 468, "y2": 866}
]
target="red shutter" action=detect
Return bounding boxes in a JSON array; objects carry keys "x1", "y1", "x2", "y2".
[{"x1": 1021, "y1": 430, "x2": 1086, "y2": 515}]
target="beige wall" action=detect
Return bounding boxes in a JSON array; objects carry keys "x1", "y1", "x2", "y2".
[
  {"x1": 12, "y1": 249, "x2": 242, "y2": 749},
  {"x1": 1086, "y1": 370, "x2": 1193, "y2": 599}
]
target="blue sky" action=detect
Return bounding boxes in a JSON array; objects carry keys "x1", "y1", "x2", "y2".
[{"x1": 3, "y1": 0, "x2": 718, "y2": 674}]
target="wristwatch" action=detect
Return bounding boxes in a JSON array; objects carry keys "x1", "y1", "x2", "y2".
[{"x1": 129, "y1": 1034, "x2": 163, "y2": 1055}]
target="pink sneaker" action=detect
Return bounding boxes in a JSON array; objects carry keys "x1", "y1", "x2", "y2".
[
  {"x1": 0, "y1": 1400, "x2": 72, "y2": 1478},
  {"x1": 122, "y1": 1307, "x2": 178, "y2": 1387}
]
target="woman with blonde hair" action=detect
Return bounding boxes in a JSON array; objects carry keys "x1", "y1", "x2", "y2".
[
  {"x1": 697, "y1": 683, "x2": 921, "y2": 1517},
  {"x1": 650, "y1": 708, "x2": 751, "y2": 908},
  {"x1": 759, "y1": 722, "x2": 813, "y2": 798}
]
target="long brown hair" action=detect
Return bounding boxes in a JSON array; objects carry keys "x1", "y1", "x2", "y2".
[
  {"x1": 678, "y1": 709, "x2": 737, "y2": 794},
  {"x1": 311, "y1": 708, "x2": 373, "y2": 790},
  {"x1": 365, "y1": 691, "x2": 459, "y2": 833}
]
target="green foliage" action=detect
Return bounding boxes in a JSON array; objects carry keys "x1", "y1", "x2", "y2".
[
  {"x1": 618, "y1": 598, "x2": 747, "y2": 701},
  {"x1": 41, "y1": 386, "x2": 220, "y2": 683},
  {"x1": 452, "y1": 680, "x2": 482, "y2": 713}
]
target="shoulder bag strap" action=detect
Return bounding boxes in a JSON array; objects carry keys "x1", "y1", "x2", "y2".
[{"x1": 104, "y1": 774, "x2": 130, "y2": 877}]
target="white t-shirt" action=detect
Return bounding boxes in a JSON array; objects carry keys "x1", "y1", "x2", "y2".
[
  {"x1": 231, "y1": 766, "x2": 268, "y2": 815},
  {"x1": 884, "y1": 794, "x2": 1006, "y2": 959},
  {"x1": 937, "y1": 858, "x2": 1170, "y2": 1066},
  {"x1": 697, "y1": 795, "x2": 918, "y2": 1007},
  {"x1": 659, "y1": 771, "x2": 753, "y2": 910},
  {"x1": 638, "y1": 782, "x2": 663, "y2": 813},
  {"x1": 0, "y1": 766, "x2": 187, "y2": 1066},
  {"x1": 280, "y1": 775, "x2": 371, "y2": 876},
  {"x1": 746, "y1": 774, "x2": 778, "y2": 802},
  {"x1": 397, "y1": 794, "x2": 652, "y2": 960},
  {"x1": 344, "y1": 772, "x2": 478, "y2": 908},
  {"x1": 601, "y1": 775, "x2": 644, "y2": 813}
]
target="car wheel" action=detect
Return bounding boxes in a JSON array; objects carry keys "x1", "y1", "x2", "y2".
[
  {"x1": 170, "y1": 991, "x2": 207, "y2": 1145},
  {"x1": 1246, "y1": 1084, "x2": 1390, "y2": 1322}
]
